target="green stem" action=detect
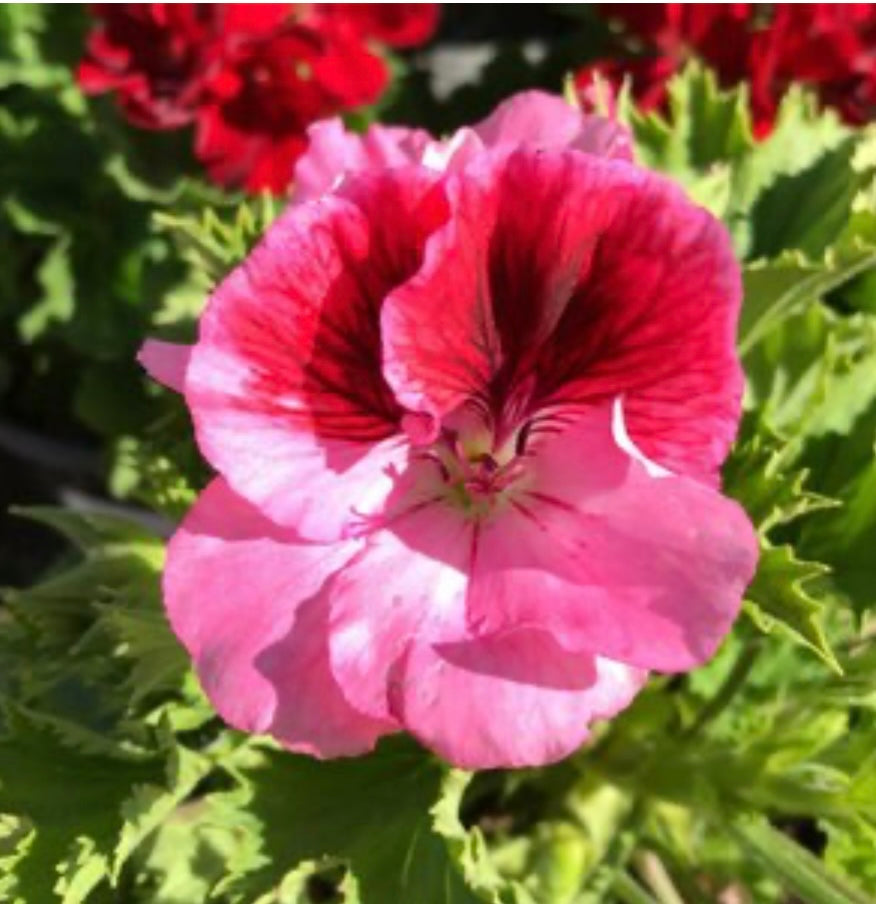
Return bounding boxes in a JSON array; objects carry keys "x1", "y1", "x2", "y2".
[
  {"x1": 685, "y1": 637, "x2": 762, "y2": 737},
  {"x1": 613, "y1": 871, "x2": 661, "y2": 904},
  {"x1": 633, "y1": 851, "x2": 686, "y2": 904}
]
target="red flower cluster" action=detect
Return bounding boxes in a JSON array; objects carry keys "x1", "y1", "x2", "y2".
[
  {"x1": 78, "y1": 4, "x2": 439, "y2": 192},
  {"x1": 580, "y1": 4, "x2": 876, "y2": 137}
]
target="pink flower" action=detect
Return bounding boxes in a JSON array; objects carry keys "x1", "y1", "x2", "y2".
[{"x1": 140, "y1": 92, "x2": 758, "y2": 769}]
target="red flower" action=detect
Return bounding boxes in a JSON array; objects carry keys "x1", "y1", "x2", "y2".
[
  {"x1": 584, "y1": 4, "x2": 876, "y2": 135},
  {"x1": 78, "y1": 4, "x2": 439, "y2": 192},
  {"x1": 78, "y1": 4, "x2": 290, "y2": 129},
  {"x1": 747, "y1": 4, "x2": 876, "y2": 132},
  {"x1": 316, "y1": 3, "x2": 440, "y2": 48},
  {"x1": 194, "y1": 21, "x2": 388, "y2": 193}
]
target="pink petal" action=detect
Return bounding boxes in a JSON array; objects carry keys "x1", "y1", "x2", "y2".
[
  {"x1": 293, "y1": 118, "x2": 432, "y2": 204},
  {"x1": 382, "y1": 146, "x2": 743, "y2": 482},
  {"x1": 472, "y1": 89, "x2": 633, "y2": 161},
  {"x1": 468, "y1": 405, "x2": 759, "y2": 672},
  {"x1": 185, "y1": 167, "x2": 446, "y2": 539},
  {"x1": 164, "y1": 479, "x2": 393, "y2": 756},
  {"x1": 391, "y1": 630, "x2": 646, "y2": 769},
  {"x1": 137, "y1": 340, "x2": 192, "y2": 393},
  {"x1": 381, "y1": 147, "x2": 633, "y2": 420},
  {"x1": 326, "y1": 491, "x2": 473, "y2": 722},
  {"x1": 535, "y1": 173, "x2": 744, "y2": 483}
]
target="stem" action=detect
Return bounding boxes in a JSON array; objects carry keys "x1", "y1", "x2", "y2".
[
  {"x1": 613, "y1": 871, "x2": 661, "y2": 904},
  {"x1": 633, "y1": 851, "x2": 686, "y2": 904},
  {"x1": 685, "y1": 638, "x2": 762, "y2": 737}
]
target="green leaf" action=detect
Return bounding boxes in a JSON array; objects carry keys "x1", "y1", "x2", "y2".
[
  {"x1": 622, "y1": 62, "x2": 753, "y2": 183},
  {"x1": 153, "y1": 195, "x2": 280, "y2": 290},
  {"x1": 744, "y1": 304, "x2": 876, "y2": 443},
  {"x1": 731, "y1": 819, "x2": 873, "y2": 904},
  {"x1": 740, "y1": 245, "x2": 876, "y2": 357},
  {"x1": 112, "y1": 741, "x2": 211, "y2": 883},
  {"x1": 823, "y1": 818, "x2": 876, "y2": 892},
  {"x1": 725, "y1": 88, "x2": 849, "y2": 258},
  {"x1": 222, "y1": 738, "x2": 525, "y2": 904},
  {"x1": 744, "y1": 545, "x2": 840, "y2": 672},
  {"x1": 722, "y1": 419, "x2": 836, "y2": 535},
  {"x1": 0, "y1": 707, "x2": 175, "y2": 903},
  {"x1": 96, "y1": 603, "x2": 189, "y2": 704},
  {"x1": 800, "y1": 454, "x2": 876, "y2": 615},
  {"x1": 9, "y1": 506, "x2": 164, "y2": 557},
  {"x1": 433, "y1": 770, "x2": 533, "y2": 903},
  {"x1": 745, "y1": 136, "x2": 867, "y2": 261},
  {"x1": 17, "y1": 233, "x2": 74, "y2": 342}
]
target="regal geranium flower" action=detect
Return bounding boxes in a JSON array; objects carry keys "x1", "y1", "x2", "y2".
[
  {"x1": 140, "y1": 92, "x2": 758, "y2": 768},
  {"x1": 78, "y1": 3, "x2": 437, "y2": 192},
  {"x1": 194, "y1": 19, "x2": 388, "y2": 193},
  {"x1": 78, "y1": 4, "x2": 292, "y2": 129}
]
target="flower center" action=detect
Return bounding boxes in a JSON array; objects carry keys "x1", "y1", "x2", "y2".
[{"x1": 425, "y1": 420, "x2": 530, "y2": 518}]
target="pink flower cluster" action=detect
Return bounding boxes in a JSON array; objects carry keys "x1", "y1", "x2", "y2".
[
  {"x1": 582, "y1": 4, "x2": 876, "y2": 137},
  {"x1": 141, "y1": 92, "x2": 758, "y2": 769},
  {"x1": 78, "y1": 4, "x2": 439, "y2": 192}
]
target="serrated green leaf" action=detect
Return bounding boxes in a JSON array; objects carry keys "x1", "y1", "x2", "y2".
[
  {"x1": 9, "y1": 506, "x2": 163, "y2": 557},
  {"x1": 433, "y1": 770, "x2": 533, "y2": 903},
  {"x1": 97, "y1": 604, "x2": 189, "y2": 704},
  {"x1": 823, "y1": 818, "x2": 876, "y2": 892},
  {"x1": 725, "y1": 87, "x2": 849, "y2": 257},
  {"x1": 745, "y1": 545, "x2": 840, "y2": 672},
  {"x1": 622, "y1": 62, "x2": 753, "y2": 182},
  {"x1": 723, "y1": 419, "x2": 837, "y2": 535},
  {"x1": 153, "y1": 195, "x2": 280, "y2": 290},
  {"x1": 745, "y1": 136, "x2": 867, "y2": 261},
  {"x1": 801, "y1": 453, "x2": 876, "y2": 615},
  {"x1": 222, "y1": 738, "x2": 523, "y2": 904},
  {"x1": 112, "y1": 741, "x2": 211, "y2": 883},
  {"x1": 0, "y1": 707, "x2": 170, "y2": 903},
  {"x1": 18, "y1": 233, "x2": 74, "y2": 341}
]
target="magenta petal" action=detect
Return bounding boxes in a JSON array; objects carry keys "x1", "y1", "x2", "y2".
[
  {"x1": 138, "y1": 339, "x2": 192, "y2": 393},
  {"x1": 186, "y1": 167, "x2": 445, "y2": 539},
  {"x1": 164, "y1": 479, "x2": 392, "y2": 755},
  {"x1": 383, "y1": 146, "x2": 743, "y2": 482},
  {"x1": 468, "y1": 405, "x2": 759, "y2": 672},
  {"x1": 382, "y1": 148, "x2": 629, "y2": 419},
  {"x1": 293, "y1": 118, "x2": 432, "y2": 203},
  {"x1": 327, "y1": 497, "x2": 473, "y2": 722},
  {"x1": 391, "y1": 629, "x2": 646, "y2": 769},
  {"x1": 472, "y1": 89, "x2": 633, "y2": 161}
]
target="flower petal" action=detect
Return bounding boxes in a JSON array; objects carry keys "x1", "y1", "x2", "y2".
[
  {"x1": 472, "y1": 89, "x2": 633, "y2": 161},
  {"x1": 164, "y1": 479, "x2": 392, "y2": 756},
  {"x1": 382, "y1": 146, "x2": 743, "y2": 481},
  {"x1": 391, "y1": 630, "x2": 646, "y2": 769},
  {"x1": 327, "y1": 493, "x2": 472, "y2": 722},
  {"x1": 186, "y1": 167, "x2": 446, "y2": 539},
  {"x1": 138, "y1": 339, "x2": 192, "y2": 393},
  {"x1": 293, "y1": 118, "x2": 431, "y2": 203},
  {"x1": 467, "y1": 405, "x2": 759, "y2": 672},
  {"x1": 380, "y1": 147, "x2": 634, "y2": 421}
]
